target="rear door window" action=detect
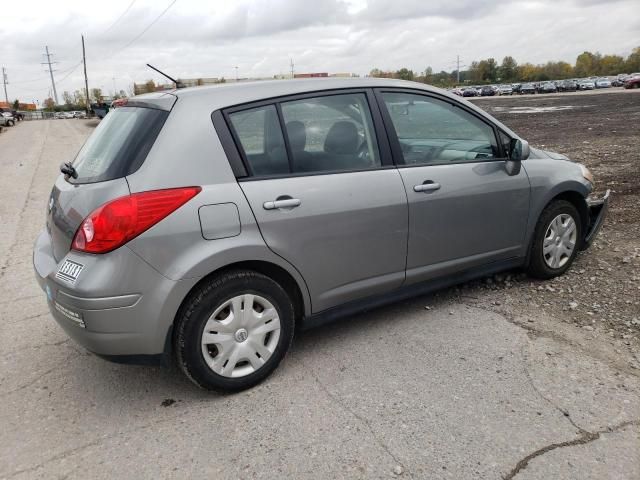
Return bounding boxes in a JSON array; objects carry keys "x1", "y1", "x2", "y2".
[
  {"x1": 227, "y1": 92, "x2": 382, "y2": 177},
  {"x1": 280, "y1": 93, "x2": 381, "y2": 174},
  {"x1": 228, "y1": 105, "x2": 289, "y2": 176},
  {"x1": 70, "y1": 106, "x2": 168, "y2": 184}
]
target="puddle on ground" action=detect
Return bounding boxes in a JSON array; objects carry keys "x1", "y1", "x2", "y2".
[{"x1": 491, "y1": 105, "x2": 595, "y2": 114}]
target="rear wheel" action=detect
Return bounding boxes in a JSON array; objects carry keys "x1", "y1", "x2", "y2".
[
  {"x1": 174, "y1": 270, "x2": 295, "y2": 392},
  {"x1": 527, "y1": 200, "x2": 582, "y2": 279}
]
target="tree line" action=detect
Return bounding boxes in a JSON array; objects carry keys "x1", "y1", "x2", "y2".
[{"x1": 369, "y1": 47, "x2": 640, "y2": 87}]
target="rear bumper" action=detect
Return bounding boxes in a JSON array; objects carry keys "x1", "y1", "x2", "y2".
[
  {"x1": 581, "y1": 189, "x2": 610, "y2": 250},
  {"x1": 33, "y1": 230, "x2": 198, "y2": 363}
]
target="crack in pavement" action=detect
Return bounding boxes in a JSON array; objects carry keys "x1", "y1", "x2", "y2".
[
  {"x1": 502, "y1": 419, "x2": 640, "y2": 480},
  {"x1": 301, "y1": 357, "x2": 411, "y2": 478},
  {"x1": 466, "y1": 302, "x2": 640, "y2": 379},
  {"x1": 519, "y1": 342, "x2": 588, "y2": 434}
]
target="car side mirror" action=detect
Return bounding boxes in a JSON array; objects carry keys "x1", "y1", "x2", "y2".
[
  {"x1": 506, "y1": 138, "x2": 529, "y2": 176},
  {"x1": 509, "y1": 138, "x2": 530, "y2": 161}
]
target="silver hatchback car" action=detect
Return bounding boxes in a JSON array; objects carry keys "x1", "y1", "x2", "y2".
[{"x1": 34, "y1": 78, "x2": 609, "y2": 391}]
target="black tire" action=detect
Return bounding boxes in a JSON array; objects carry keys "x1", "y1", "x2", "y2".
[
  {"x1": 527, "y1": 200, "x2": 582, "y2": 279},
  {"x1": 174, "y1": 270, "x2": 295, "y2": 392}
]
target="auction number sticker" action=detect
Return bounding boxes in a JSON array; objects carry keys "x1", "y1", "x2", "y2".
[{"x1": 56, "y1": 260, "x2": 84, "y2": 285}]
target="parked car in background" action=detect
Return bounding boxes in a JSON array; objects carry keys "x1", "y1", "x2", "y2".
[
  {"x1": 559, "y1": 80, "x2": 578, "y2": 92},
  {"x1": 539, "y1": 82, "x2": 558, "y2": 93},
  {"x1": 1, "y1": 111, "x2": 16, "y2": 126},
  {"x1": 462, "y1": 88, "x2": 478, "y2": 97},
  {"x1": 578, "y1": 80, "x2": 595, "y2": 90},
  {"x1": 33, "y1": 78, "x2": 609, "y2": 391},
  {"x1": 0, "y1": 108, "x2": 23, "y2": 121},
  {"x1": 624, "y1": 76, "x2": 640, "y2": 89},
  {"x1": 72, "y1": 111, "x2": 87, "y2": 118},
  {"x1": 520, "y1": 83, "x2": 536, "y2": 94},
  {"x1": 511, "y1": 83, "x2": 522, "y2": 94},
  {"x1": 481, "y1": 85, "x2": 496, "y2": 96},
  {"x1": 496, "y1": 84, "x2": 513, "y2": 95},
  {"x1": 595, "y1": 78, "x2": 612, "y2": 88}
]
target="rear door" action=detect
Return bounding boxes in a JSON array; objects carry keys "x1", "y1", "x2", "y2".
[
  {"x1": 375, "y1": 90, "x2": 530, "y2": 283},
  {"x1": 227, "y1": 90, "x2": 408, "y2": 313},
  {"x1": 47, "y1": 105, "x2": 170, "y2": 261}
]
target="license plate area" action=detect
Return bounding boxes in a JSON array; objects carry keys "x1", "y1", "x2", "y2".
[{"x1": 56, "y1": 259, "x2": 84, "y2": 285}]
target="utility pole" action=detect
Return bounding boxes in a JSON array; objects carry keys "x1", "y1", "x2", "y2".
[
  {"x1": 456, "y1": 55, "x2": 460, "y2": 84},
  {"x1": 2, "y1": 67, "x2": 8, "y2": 104},
  {"x1": 42, "y1": 46, "x2": 59, "y2": 104},
  {"x1": 82, "y1": 35, "x2": 90, "y2": 115},
  {"x1": 290, "y1": 58, "x2": 295, "y2": 79}
]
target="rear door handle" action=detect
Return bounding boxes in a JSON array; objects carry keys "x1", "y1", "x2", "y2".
[
  {"x1": 263, "y1": 198, "x2": 302, "y2": 210},
  {"x1": 413, "y1": 182, "x2": 441, "y2": 193}
]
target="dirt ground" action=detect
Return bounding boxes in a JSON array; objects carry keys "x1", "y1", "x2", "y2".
[{"x1": 461, "y1": 90, "x2": 640, "y2": 363}]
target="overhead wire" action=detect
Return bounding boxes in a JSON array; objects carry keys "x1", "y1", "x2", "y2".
[
  {"x1": 105, "y1": 0, "x2": 178, "y2": 58},
  {"x1": 102, "y1": 0, "x2": 137, "y2": 35}
]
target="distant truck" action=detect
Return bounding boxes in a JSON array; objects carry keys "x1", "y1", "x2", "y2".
[{"x1": 91, "y1": 102, "x2": 110, "y2": 119}]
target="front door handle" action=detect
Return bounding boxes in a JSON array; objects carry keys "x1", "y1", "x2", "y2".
[
  {"x1": 413, "y1": 182, "x2": 441, "y2": 193},
  {"x1": 263, "y1": 198, "x2": 302, "y2": 210}
]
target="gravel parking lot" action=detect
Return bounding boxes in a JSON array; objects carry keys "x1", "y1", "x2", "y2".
[{"x1": 0, "y1": 94, "x2": 639, "y2": 479}]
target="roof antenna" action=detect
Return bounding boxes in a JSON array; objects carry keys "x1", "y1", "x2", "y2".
[{"x1": 146, "y1": 63, "x2": 184, "y2": 88}]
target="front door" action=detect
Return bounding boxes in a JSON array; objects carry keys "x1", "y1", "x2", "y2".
[
  {"x1": 227, "y1": 92, "x2": 408, "y2": 312},
  {"x1": 376, "y1": 90, "x2": 531, "y2": 283}
]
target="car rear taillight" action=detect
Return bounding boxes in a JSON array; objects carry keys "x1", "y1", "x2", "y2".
[{"x1": 71, "y1": 187, "x2": 201, "y2": 254}]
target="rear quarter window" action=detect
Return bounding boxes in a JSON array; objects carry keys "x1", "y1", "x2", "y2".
[{"x1": 70, "y1": 106, "x2": 168, "y2": 184}]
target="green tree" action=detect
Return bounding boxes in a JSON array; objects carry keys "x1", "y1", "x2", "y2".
[
  {"x1": 12, "y1": 99, "x2": 19, "y2": 110},
  {"x1": 73, "y1": 89, "x2": 87, "y2": 107},
  {"x1": 499, "y1": 56, "x2": 518, "y2": 82},
  {"x1": 90, "y1": 88, "x2": 103, "y2": 102},
  {"x1": 394, "y1": 68, "x2": 414, "y2": 81},
  {"x1": 62, "y1": 91, "x2": 74, "y2": 106},
  {"x1": 574, "y1": 51, "x2": 601, "y2": 77},
  {"x1": 624, "y1": 47, "x2": 640, "y2": 72}
]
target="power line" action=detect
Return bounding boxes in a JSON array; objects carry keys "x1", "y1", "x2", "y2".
[
  {"x1": 108, "y1": 0, "x2": 178, "y2": 57},
  {"x1": 55, "y1": 60, "x2": 84, "y2": 84},
  {"x1": 102, "y1": 0, "x2": 137, "y2": 35}
]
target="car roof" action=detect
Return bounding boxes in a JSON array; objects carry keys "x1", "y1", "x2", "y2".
[
  {"x1": 135, "y1": 77, "x2": 522, "y2": 140},
  {"x1": 137, "y1": 78, "x2": 450, "y2": 110}
]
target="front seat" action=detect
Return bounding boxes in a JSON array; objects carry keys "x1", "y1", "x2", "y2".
[
  {"x1": 323, "y1": 121, "x2": 361, "y2": 171},
  {"x1": 285, "y1": 120, "x2": 311, "y2": 172}
]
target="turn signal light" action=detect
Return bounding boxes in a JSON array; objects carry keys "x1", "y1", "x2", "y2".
[{"x1": 71, "y1": 187, "x2": 201, "y2": 254}]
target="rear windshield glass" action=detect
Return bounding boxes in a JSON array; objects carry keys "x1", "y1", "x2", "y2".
[{"x1": 70, "y1": 106, "x2": 168, "y2": 183}]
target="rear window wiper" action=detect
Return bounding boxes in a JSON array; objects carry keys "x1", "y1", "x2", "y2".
[{"x1": 60, "y1": 162, "x2": 78, "y2": 179}]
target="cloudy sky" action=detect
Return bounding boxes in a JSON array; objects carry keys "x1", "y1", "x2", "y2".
[{"x1": 1, "y1": 0, "x2": 637, "y2": 104}]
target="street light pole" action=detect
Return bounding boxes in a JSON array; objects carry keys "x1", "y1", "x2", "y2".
[{"x1": 2, "y1": 67, "x2": 8, "y2": 104}]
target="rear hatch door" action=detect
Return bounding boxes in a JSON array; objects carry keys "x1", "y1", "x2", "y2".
[{"x1": 47, "y1": 100, "x2": 172, "y2": 262}]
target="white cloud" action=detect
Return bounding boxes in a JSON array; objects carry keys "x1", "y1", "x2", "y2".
[{"x1": 0, "y1": 0, "x2": 637, "y2": 103}]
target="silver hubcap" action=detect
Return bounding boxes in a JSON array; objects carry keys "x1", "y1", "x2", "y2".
[
  {"x1": 201, "y1": 294, "x2": 281, "y2": 378},
  {"x1": 543, "y1": 214, "x2": 577, "y2": 269}
]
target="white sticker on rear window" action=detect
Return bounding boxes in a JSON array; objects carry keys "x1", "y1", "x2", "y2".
[{"x1": 56, "y1": 260, "x2": 84, "y2": 285}]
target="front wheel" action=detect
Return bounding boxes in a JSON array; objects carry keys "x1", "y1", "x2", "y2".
[
  {"x1": 174, "y1": 270, "x2": 295, "y2": 392},
  {"x1": 527, "y1": 200, "x2": 582, "y2": 279}
]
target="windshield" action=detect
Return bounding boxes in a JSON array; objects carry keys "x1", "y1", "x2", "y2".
[{"x1": 70, "y1": 106, "x2": 168, "y2": 184}]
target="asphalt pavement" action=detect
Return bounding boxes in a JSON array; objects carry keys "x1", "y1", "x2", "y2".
[{"x1": 0, "y1": 119, "x2": 638, "y2": 479}]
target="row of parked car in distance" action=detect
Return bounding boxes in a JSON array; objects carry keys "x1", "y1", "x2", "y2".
[
  {"x1": 54, "y1": 111, "x2": 87, "y2": 119},
  {"x1": 452, "y1": 73, "x2": 640, "y2": 97}
]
